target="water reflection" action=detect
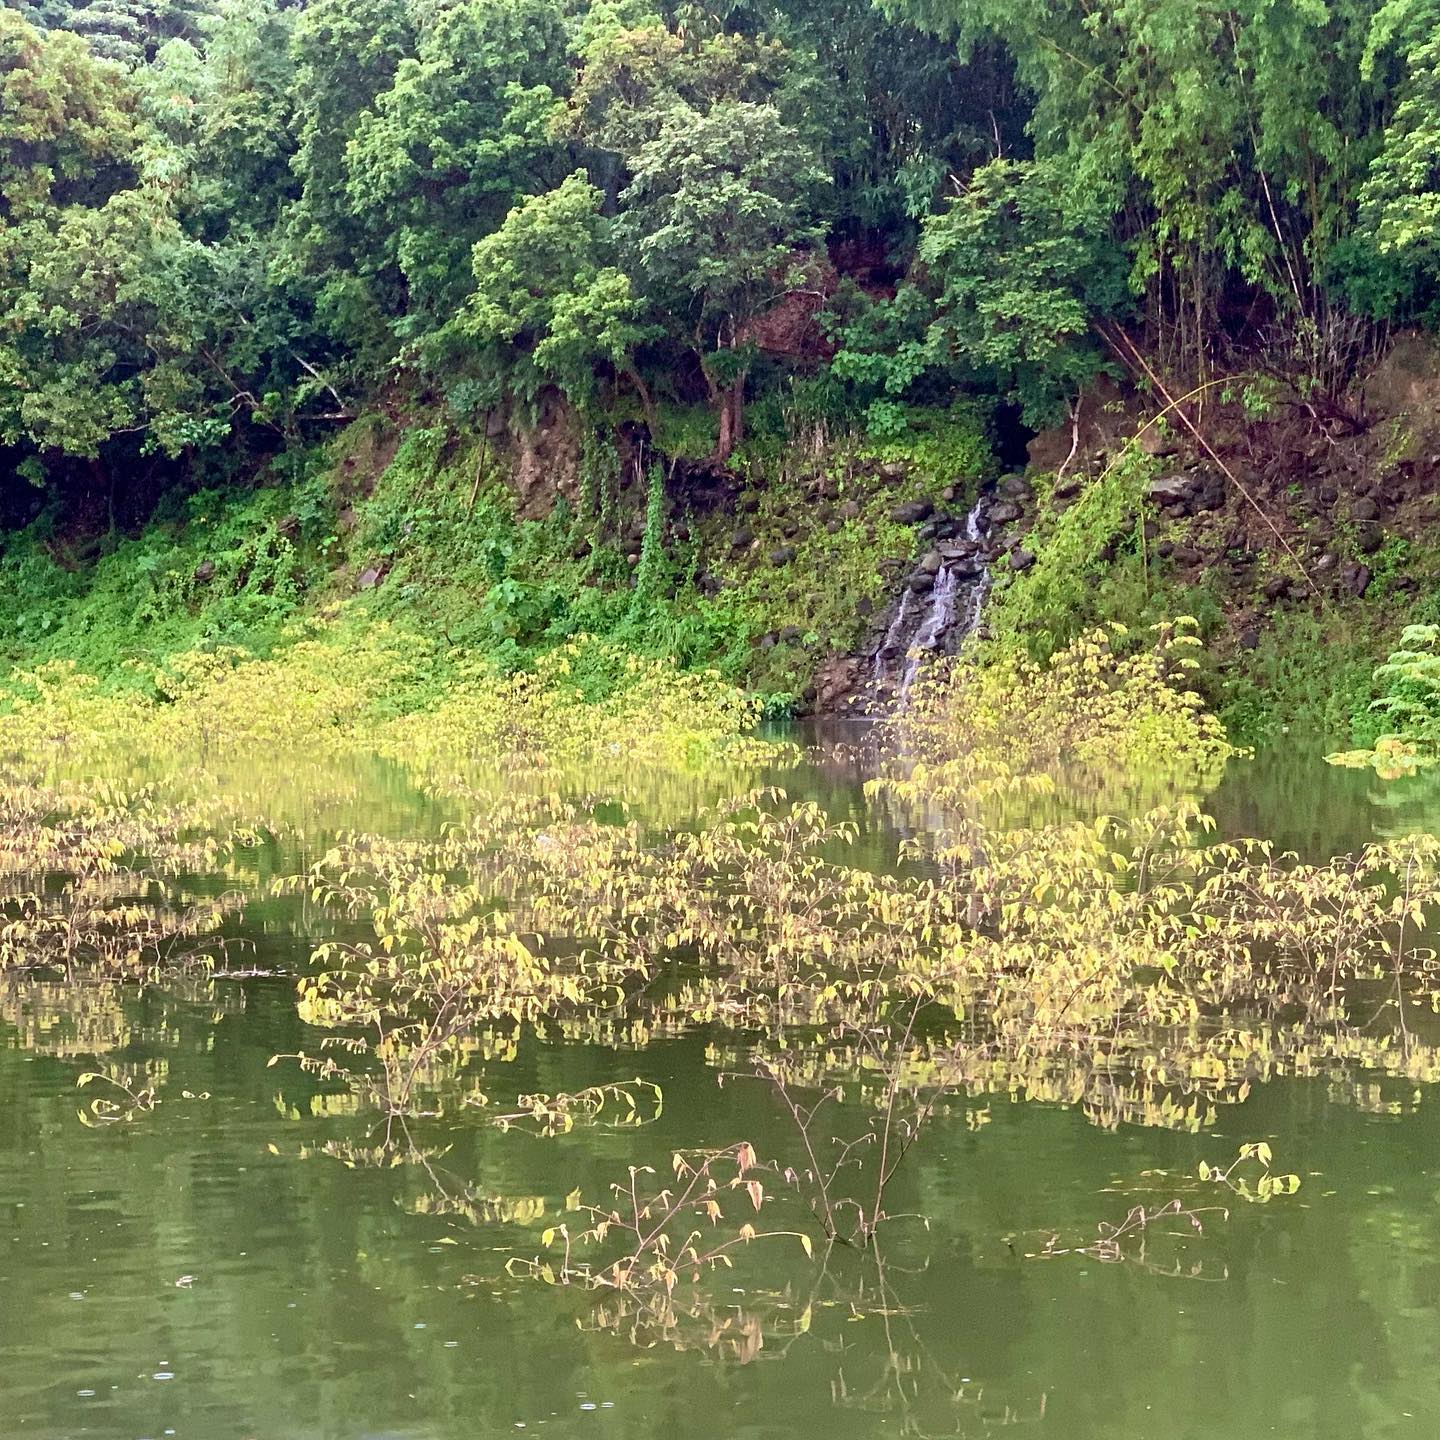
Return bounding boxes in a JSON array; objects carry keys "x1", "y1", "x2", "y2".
[{"x1": 7, "y1": 743, "x2": 1440, "y2": 1438}]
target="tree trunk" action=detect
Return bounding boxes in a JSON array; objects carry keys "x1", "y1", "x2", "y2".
[
  {"x1": 623, "y1": 364, "x2": 659, "y2": 438},
  {"x1": 716, "y1": 372, "x2": 746, "y2": 462}
]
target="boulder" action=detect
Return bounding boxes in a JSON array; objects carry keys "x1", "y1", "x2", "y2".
[
  {"x1": 917, "y1": 549, "x2": 944, "y2": 575},
  {"x1": 769, "y1": 544, "x2": 796, "y2": 566},
  {"x1": 731, "y1": 527, "x2": 754, "y2": 549},
  {"x1": 1051, "y1": 474, "x2": 1084, "y2": 501},
  {"x1": 1148, "y1": 474, "x2": 1195, "y2": 507},
  {"x1": 838, "y1": 499, "x2": 862, "y2": 521},
  {"x1": 998, "y1": 473, "x2": 1034, "y2": 500},
  {"x1": 193, "y1": 559, "x2": 216, "y2": 584},
  {"x1": 890, "y1": 498, "x2": 934, "y2": 525},
  {"x1": 908, "y1": 571, "x2": 936, "y2": 593},
  {"x1": 357, "y1": 566, "x2": 383, "y2": 591},
  {"x1": 1351, "y1": 496, "x2": 1382, "y2": 523},
  {"x1": 814, "y1": 655, "x2": 860, "y2": 711},
  {"x1": 1192, "y1": 474, "x2": 1226, "y2": 511},
  {"x1": 1354, "y1": 523, "x2": 1384, "y2": 555},
  {"x1": 989, "y1": 500, "x2": 1024, "y2": 525},
  {"x1": 1008, "y1": 548, "x2": 1036, "y2": 572},
  {"x1": 1340, "y1": 561, "x2": 1373, "y2": 596}
]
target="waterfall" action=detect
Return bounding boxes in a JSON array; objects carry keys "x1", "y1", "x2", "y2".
[
  {"x1": 870, "y1": 584, "x2": 915, "y2": 689},
  {"x1": 867, "y1": 493, "x2": 993, "y2": 710},
  {"x1": 898, "y1": 562, "x2": 960, "y2": 700}
]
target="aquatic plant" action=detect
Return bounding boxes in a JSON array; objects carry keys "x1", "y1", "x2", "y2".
[
  {"x1": 275, "y1": 773, "x2": 1440, "y2": 1349},
  {"x1": 0, "y1": 629, "x2": 781, "y2": 792},
  {"x1": 0, "y1": 777, "x2": 245, "y2": 982}
]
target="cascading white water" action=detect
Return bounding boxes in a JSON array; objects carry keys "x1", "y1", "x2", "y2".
[
  {"x1": 898, "y1": 561, "x2": 960, "y2": 700},
  {"x1": 956, "y1": 497, "x2": 993, "y2": 640},
  {"x1": 870, "y1": 583, "x2": 915, "y2": 689},
  {"x1": 870, "y1": 493, "x2": 993, "y2": 710}
]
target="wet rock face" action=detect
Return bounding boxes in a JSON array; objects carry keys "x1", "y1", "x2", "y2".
[
  {"x1": 1146, "y1": 470, "x2": 1224, "y2": 515},
  {"x1": 814, "y1": 655, "x2": 860, "y2": 711},
  {"x1": 853, "y1": 495, "x2": 997, "y2": 713}
]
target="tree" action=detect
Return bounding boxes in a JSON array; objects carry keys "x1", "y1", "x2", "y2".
[
  {"x1": 460, "y1": 172, "x2": 655, "y2": 421},
  {"x1": 887, "y1": 0, "x2": 1392, "y2": 387},
  {"x1": 1356, "y1": 0, "x2": 1440, "y2": 299},
  {"x1": 620, "y1": 97, "x2": 824, "y2": 456},
  {"x1": 919, "y1": 158, "x2": 1127, "y2": 423},
  {"x1": 567, "y1": 21, "x2": 825, "y2": 458},
  {"x1": 283, "y1": 0, "x2": 413, "y2": 362},
  {"x1": 343, "y1": 0, "x2": 569, "y2": 341},
  {"x1": 49, "y1": 0, "x2": 217, "y2": 66}
]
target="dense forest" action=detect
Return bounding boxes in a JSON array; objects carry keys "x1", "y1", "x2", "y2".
[{"x1": 7, "y1": 0, "x2": 1440, "y2": 732}]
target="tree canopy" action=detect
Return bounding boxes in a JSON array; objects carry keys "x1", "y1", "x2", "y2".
[{"x1": 3, "y1": 0, "x2": 1440, "y2": 490}]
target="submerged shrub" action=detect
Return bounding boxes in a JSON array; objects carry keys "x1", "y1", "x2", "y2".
[
  {"x1": 0, "y1": 625, "x2": 776, "y2": 784},
  {"x1": 886, "y1": 619, "x2": 1233, "y2": 813}
]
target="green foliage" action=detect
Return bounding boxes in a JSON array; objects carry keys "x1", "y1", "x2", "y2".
[
  {"x1": 0, "y1": 464, "x2": 333, "y2": 674},
  {"x1": 918, "y1": 158, "x2": 1126, "y2": 424},
  {"x1": 459, "y1": 172, "x2": 652, "y2": 408},
  {"x1": 1328, "y1": 623, "x2": 1440, "y2": 771},
  {"x1": 344, "y1": 0, "x2": 568, "y2": 330},
  {"x1": 1217, "y1": 612, "x2": 1378, "y2": 750},
  {"x1": 984, "y1": 447, "x2": 1156, "y2": 659},
  {"x1": 1357, "y1": 1, "x2": 1440, "y2": 302}
]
